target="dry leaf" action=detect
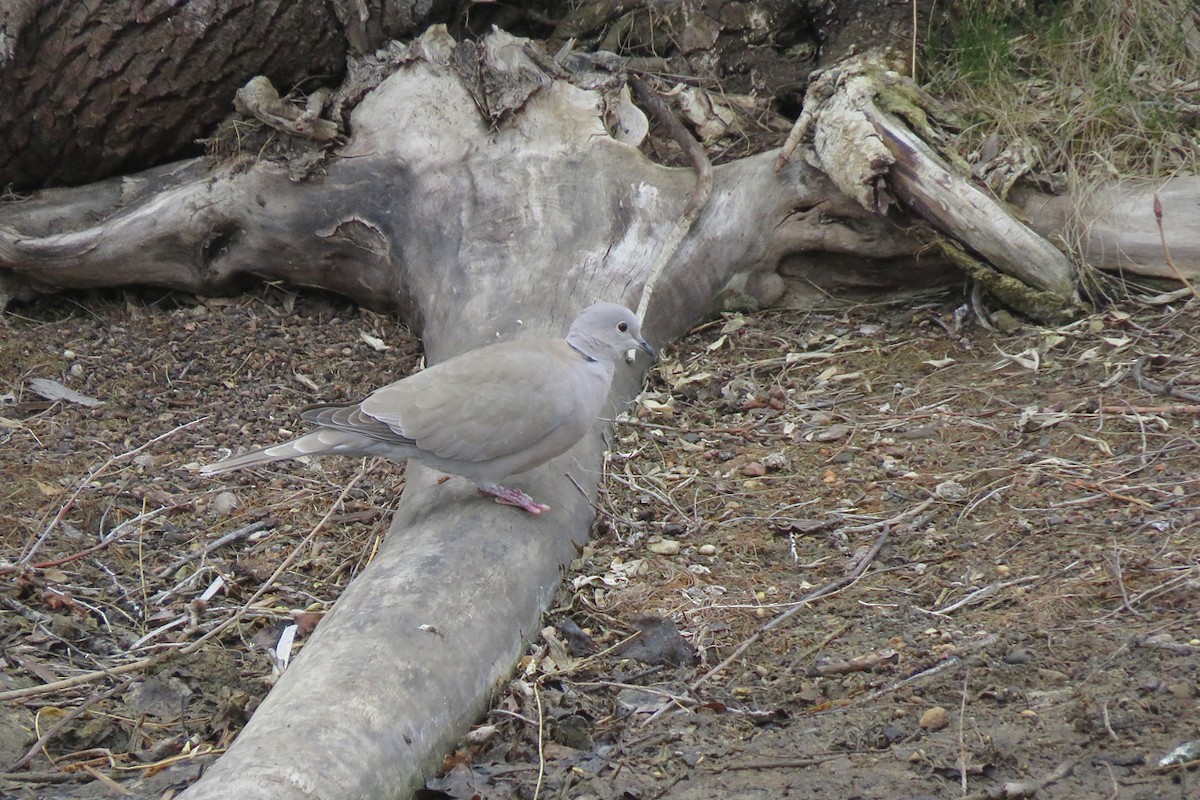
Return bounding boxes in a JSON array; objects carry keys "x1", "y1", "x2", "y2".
[
  {"x1": 293, "y1": 372, "x2": 320, "y2": 391},
  {"x1": 994, "y1": 346, "x2": 1040, "y2": 371},
  {"x1": 360, "y1": 331, "x2": 390, "y2": 351},
  {"x1": 720, "y1": 315, "x2": 747, "y2": 334},
  {"x1": 29, "y1": 378, "x2": 104, "y2": 407}
]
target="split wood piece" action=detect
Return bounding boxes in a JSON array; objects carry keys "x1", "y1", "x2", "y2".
[
  {"x1": 867, "y1": 107, "x2": 1078, "y2": 304},
  {"x1": 779, "y1": 53, "x2": 1079, "y2": 315},
  {"x1": 234, "y1": 76, "x2": 339, "y2": 142}
]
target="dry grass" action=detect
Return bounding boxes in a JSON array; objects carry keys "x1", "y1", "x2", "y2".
[{"x1": 922, "y1": 0, "x2": 1200, "y2": 184}]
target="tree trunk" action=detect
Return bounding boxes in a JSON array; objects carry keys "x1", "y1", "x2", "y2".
[{"x1": 0, "y1": 0, "x2": 458, "y2": 189}]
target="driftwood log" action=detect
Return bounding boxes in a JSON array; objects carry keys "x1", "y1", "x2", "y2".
[{"x1": 2, "y1": 24, "x2": 1198, "y2": 800}]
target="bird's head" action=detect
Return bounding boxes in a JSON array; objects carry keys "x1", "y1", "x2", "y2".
[{"x1": 566, "y1": 303, "x2": 656, "y2": 364}]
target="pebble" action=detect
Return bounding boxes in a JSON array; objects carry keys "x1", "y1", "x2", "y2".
[
  {"x1": 646, "y1": 538, "x2": 681, "y2": 555},
  {"x1": 211, "y1": 491, "x2": 241, "y2": 516},
  {"x1": 698, "y1": 544, "x2": 717, "y2": 556},
  {"x1": 814, "y1": 424, "x2": 849, "y2": 442},
  {"x1": 992, "y1": 309, "x2": 1020, "y2": 333},
  {"x1": 762, "y1": 451, "x2": 789, "y2": 471},
  {"x1": 740, "y1": 461, "x2": 767, "y2": 477},
  {"x1": 1003, "y1": 647, "x2": 1034, "y2": 665},
  {"x1": 918, "y1": 706, "x2": 949, "y2": 731},
  {"x1": 934, "y1": 479, "x2": 967, "y2": 501}
]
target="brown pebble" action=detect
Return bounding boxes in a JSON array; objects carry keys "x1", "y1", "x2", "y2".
[
  {"x1": 919, "y1": 706, "x2": 949, "y2": 731},
  {"x1": 741, "y1": 461, "x2": 767, "y2": 477}
]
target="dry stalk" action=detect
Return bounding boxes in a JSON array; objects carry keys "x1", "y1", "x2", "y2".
[
  {"x1": 532, "y1": 682, "x2": 546, "y2": 800},
  {"x1": 630, "y1": 75, "x2": 713, "y2": 324},
  {"x1": 1153, "y1": 192, "x2": 1196, "y2": 297}
]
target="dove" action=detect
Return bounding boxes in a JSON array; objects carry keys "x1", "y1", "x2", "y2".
[{"x1": 199, "y1": 303, "x2": 656, "y2": 513}]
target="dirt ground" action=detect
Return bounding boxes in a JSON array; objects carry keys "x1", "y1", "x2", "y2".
[{"x1": 1, "y1": 288, "x2": 1198, "y2": 799}]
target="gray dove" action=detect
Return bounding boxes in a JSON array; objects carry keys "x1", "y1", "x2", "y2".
[{"x1": 199, "y1": 303, "x2": 655, "y2": 513}]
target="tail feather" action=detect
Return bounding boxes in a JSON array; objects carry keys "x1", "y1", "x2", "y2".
[{"x1": 199, "y1": 430, "x2": 359, "y2": 476}]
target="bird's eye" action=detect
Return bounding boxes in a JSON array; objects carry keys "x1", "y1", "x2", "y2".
[{"x1": 617, "y1": 321, "x2": 629, "y2": 333}]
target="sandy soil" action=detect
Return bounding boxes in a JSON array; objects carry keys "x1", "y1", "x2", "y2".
[{"x1": 2, "y1": 289, "x2": 1198, "y2": 799}]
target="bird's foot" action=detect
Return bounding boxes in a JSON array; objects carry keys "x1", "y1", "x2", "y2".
[{"x1": 480, "y1": 485, "x2": 550, "y2": 514}]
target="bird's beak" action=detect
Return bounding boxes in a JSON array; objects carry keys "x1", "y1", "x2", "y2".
[{"x1": 628, "y1": 335, "x2": 657, "y2": 364}]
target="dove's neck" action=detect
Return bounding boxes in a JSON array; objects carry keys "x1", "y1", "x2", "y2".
[{"x1": 567, "y1": 341, "x2": 599, "y2": 363}]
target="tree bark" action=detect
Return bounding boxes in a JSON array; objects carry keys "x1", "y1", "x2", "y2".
[{"x1": 0, "y1": 0, "x2": 457, "y2": 190}]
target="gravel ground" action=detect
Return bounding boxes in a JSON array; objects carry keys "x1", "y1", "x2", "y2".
[{"x1": 2, "y1": 289, "x2": 1199, "y2": 799}]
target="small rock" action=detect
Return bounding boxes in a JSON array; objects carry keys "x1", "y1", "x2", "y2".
[
  {"x1": 616, "y1": 615, "x2": 697, "y2": 667},
  {"x1": 464, "y1": 724, "x2": 498, "y2": 744},
  {"x1": 991, "y1": 309, "x2": 1020, "y2": 333},
  {"x1": 212, "y1": 491, "x2": 241, "y2": 516},
  {"x1": 813, "y1": 424, "x2": 849, "y2": 442},
  {"x1": 762, "y1": 451, "x2": 789, "y2": 472},
  {"x1": 698, "y1": 544, "x2": 717, "y2": 556},
  {"x1": 1037, "y1": 668, "x2": 1069, "y2": 686},
  {"x1": 740, "y1": 461, "x2": 767, "y2": 477},
  {"x1": 935, "y1": 479, "x2": 967, "y2": 501},
  {"x1": 1003, "y1": 648, "x2": 1034, "y2": 665},
  {"x1": 1166, "y1": 681, "x2": 1196, "y2": 700},
  {"x1": 919, "y1": 706, "x2": 949, "y2": 731},
  {"x1": 647, "y1": 538, "x2": 681, "y2": 555}
]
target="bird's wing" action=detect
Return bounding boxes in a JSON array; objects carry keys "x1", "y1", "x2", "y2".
[{"x1": 355, "y1": 338, "x2": 589, "y2": 464}]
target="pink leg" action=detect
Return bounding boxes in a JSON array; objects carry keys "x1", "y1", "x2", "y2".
[{"x1": 479, "y1": 484, "x2": 550, "y2": 514}]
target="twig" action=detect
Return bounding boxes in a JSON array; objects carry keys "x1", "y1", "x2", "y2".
[
  {"x1": 1130, "y1": 355, "x2": 1200, "y2": 403},
  {"x1": 156, "y1": 518, "x2": 275, "y2": 578},
  {"x1": 18, "y1": 503, "x2": 187, "y2": 571},
  {"x1": 924, "y1": 575, "x2": 1041, "y2": 616},
  {"x1": 690, "y1": 521, "x2": 893, "y2": 692},
  {"x1": 0, "y1": 770, "x2": 86, "y2": 784},
  {"x1": 711, "y1": 754, "x2": 840, "y2": 771},
  {"x1": 1097, "y1": 404, "x2": 1200, "y2": 414},
  {"x1": 629, "y1": 75, "x2": 713, "y2": 324},
  {"x1": 1152, "y1": 192, "x2": 1195, "y2": 297},
  {"x1": 962, "y1": 758, "x2": 1077, "y2": 800},
  {"x1": 846, "y1": 634, "x2": 1000, "y2": 710},
  {"x1": 1109, "y1": 543, "x2": 1144, "y2": 619},
  {"x1": 565, "y1": 471, "x2": 639, "y2": 530},
  {"x1": 958, "y1": 668, "x2": 970, "y2": 796}
]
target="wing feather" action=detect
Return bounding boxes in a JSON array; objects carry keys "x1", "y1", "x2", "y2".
[{"x1": 337, "y1": 338, "x2": 583, "y2": 464}]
